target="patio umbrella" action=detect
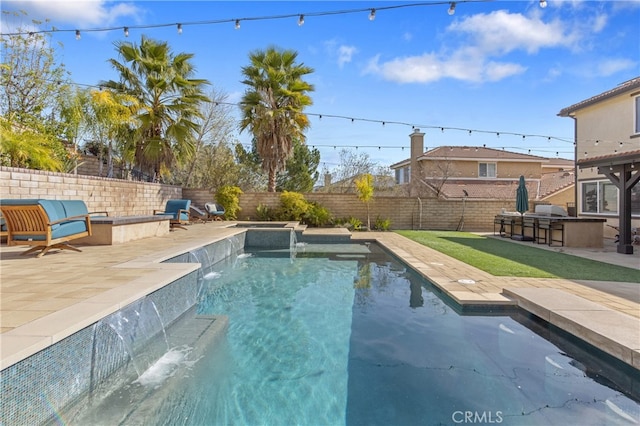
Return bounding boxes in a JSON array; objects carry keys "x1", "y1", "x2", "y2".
[{"x1": 515, "y1": 175, "x2": 529, "y2": 239}]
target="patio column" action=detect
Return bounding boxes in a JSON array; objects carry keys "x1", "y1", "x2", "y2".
[{"x1": 600, "y1": 163, "x2": 640, "y2": 254}]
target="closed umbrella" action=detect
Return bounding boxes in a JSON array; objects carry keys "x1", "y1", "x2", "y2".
[{"x1": 514, "y1": 175, "x2": 530, "y2": 240}]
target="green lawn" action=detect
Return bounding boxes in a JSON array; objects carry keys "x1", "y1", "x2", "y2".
[{"x1": 396, "y1": 230, "x2": 640, "y2": 282}]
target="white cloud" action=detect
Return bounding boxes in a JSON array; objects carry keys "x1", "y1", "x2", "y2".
[
  {"x1": 364, "y1": 49, "x2": 526, "y2": 84},
  {"x1": 324, "y1": 39, "x2": 358, "y2": 68},
  {"x1": 337, "y1": 45, "x2": 357, "y2": 68},
  {"x1": 2, "y1": 1, "x2": 141, "y2": 28},
  {"x1": 448, "y1": 10, "x2": 575, "y2": 54},
  {"x1": 363, "y1": 9, "x2": 580, "y2": 84},
  {"x1": 596, "y1": 58, "x2": 637, "y2": 77}
]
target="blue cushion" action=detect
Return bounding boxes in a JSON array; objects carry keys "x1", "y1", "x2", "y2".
[
  {"x1": 1, "y1": 199, "x2": 41, "y2": 207},
  {"x1": 52, "y1": 221, "x2": 88, "y2": 239},
  {"x1": 38, "y1": 200, "x2": 66, "y2": 229},
  {"x1": 160, "y1": 199, "x2": 191, "y2": 219},
  {"x1": 61, "y1": 200, "x2": 89, "y2": 218}
]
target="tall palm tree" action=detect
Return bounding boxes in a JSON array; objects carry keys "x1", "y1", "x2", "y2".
[
  {"x1": 102, "y1": 36, "x2": 209, "y2": 181},
  {"x1": 239, "y1": 47, "x2": 314, "y2": 192}
]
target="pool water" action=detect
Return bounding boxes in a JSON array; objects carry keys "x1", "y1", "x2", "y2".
[{"x1": 70, "y1": 243, "x2": 640, "y2": 425}]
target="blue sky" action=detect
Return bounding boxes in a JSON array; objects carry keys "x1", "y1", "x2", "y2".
[{"x1": 2, "y1": 0, "x2": 639, "y2": 172}]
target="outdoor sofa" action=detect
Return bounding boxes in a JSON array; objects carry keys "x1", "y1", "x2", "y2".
[{"x1": 0, "y1": 199, "x2": 106, "y2": 257}]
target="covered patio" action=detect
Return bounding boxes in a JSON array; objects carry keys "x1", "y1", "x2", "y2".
[{"x1": 578, "y1": 150, "x2": 640, "y2": 254}]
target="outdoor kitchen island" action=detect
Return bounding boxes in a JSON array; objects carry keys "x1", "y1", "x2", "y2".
[{"x1": 495, "y1": 205, "x2": 607, "y2": 248}]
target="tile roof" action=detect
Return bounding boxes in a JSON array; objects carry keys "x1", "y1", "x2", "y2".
[
  {"x1": 420, "y1": 146, "x2": 549, "y2": 162},
  {"x1": 558, "y1": 77, "x2": 640, "y2": 117},
  {"x1": 577, "y1": 149, "x2": 640, "y2": 167},
  {"x1": 427, "y1": 171, "x2": 574, "y2": 200}
]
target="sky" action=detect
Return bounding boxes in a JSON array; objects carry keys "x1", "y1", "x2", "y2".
[{"x1": 2, "y1": 0, "x2": 639, "y2": 173}]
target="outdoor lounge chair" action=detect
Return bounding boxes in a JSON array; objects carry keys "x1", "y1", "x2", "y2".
[
  {"x1": 154, "y1": 199, "x2": 191, "y2": 230},
  {"x1": 189, "y1": 205, "x2": 214, "y2": 223},
  {"x1": 205, "y1": 202, "x2": 225, "y2": 220}
]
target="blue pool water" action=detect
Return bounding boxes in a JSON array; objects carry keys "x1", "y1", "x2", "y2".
[{"x1": 71, "y1": 243, "x2": 640, "y2": 425}]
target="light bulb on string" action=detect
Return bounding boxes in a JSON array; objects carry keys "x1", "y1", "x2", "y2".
[
  {"x1": 75, "y1": 30, "x2": 81, "y2": 40},
  {"x1": 369, "y1": 9, "x2": 376, "y2": 21},
  {"x1": 235, "y1": 20, "x2": 240, "y2": 30},
  {"x1": 123, "y1": 27, "x2": 129, "y2": 37},
  {"x1": 177, "y1": 23, "x2": 182, "y2": 34},
  {"x1": 298, "y1": 15, "x2": 304, "y2": 26},
  {"x1": 448, "y1": 2, "x2": 456, "y2": 15}
]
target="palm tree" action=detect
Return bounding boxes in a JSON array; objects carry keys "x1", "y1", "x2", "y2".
[
  {"x1": 101, "y1": 36, "x2": 209, "y2": 181},
  {"x1": 239, "y1": 47, "x2": 314, "y2": 192}
]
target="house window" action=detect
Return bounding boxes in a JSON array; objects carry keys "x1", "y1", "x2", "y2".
[
  {"x1": 478, "y1": 162, "x2": 496, "y2": 178},
  {"x1": 395, "y1": 166, "x2": 411, "y2": 184},
  {"x1": 635, "y1": 96, "x2": 640, "y2": 134},
  {"x1": 581, "y1": 181, "x2": 618, "y2": 214}
]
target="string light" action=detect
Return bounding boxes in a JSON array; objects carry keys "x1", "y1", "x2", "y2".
[
  {"x1": 298, "y1": 15, "x2": 304, "y2": 26},
  {"x1": 123, "y1": 27, "x2": 129, "y2": 37},
  {"x1": 1, "y1": 1, "x2": 490, "y2": 38},
  {"x1": 539, "y1": 0, "x2": 548, "y2": 8},
  {"x1": 12, "y1": 74, "x2": 581, "y2": 157},
  {"x1": 75, "y1": 30, "x2": 80, "y2": 40},
  {"x1": 177, "y1": 23, "x2": 182, "y2": 34},
  {"x1": 448, "y1": 2, "x2": 456, "y2": 15}
]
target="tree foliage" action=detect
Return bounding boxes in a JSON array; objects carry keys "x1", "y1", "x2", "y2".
[
  {"x1": 0, "y1": 11, "x2": 73, "y2": 171},
  {"x1": 101, "y1": 36, "x2": 210, "y2": 181},
  {"x1": 276, "y1": 139, "x2": 320, "y2": 193},
  {"x1": 239, "y1": 46, "x2": 314, "y2": 192},
  {"x1": 0, "y1": 11, "x2": 70, "y2": 131},
  {"x1": 354, "y1": 173, "x2": 374, "y2": 230}
]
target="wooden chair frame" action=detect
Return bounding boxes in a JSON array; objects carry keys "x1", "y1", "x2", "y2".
[{"x1": 1, "y1": 204, "x2": 92, "y2": 257}]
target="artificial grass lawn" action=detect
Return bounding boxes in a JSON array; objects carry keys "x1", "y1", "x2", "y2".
[{"x1": 396, "y1": 230, "x2": 640, "y2": 282}]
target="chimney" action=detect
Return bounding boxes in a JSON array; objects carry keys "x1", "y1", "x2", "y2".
[
  {"x1": 410, "y1": 128, "x2": 424, "y2": 196},
  {"x1": 324, "y1": 172, "x2": 332, "y2": 188}
]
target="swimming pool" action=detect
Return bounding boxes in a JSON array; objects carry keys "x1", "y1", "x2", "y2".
[{"x1": 65, "y1": 242, "x2": 639, "y2": 425}]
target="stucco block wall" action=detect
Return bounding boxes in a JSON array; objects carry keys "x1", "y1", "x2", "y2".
[
  {"x1": 0, "y1": 166, "x2": 181, "y2": 216},
  {"x1": 2, "y1": 167, "x2": 545, "y2": 231},
  {"x1": 237, "y1": 192, "x2": 513, "y2": 231}
]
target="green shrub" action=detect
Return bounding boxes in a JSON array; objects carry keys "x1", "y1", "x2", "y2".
[
  {"x1": 255, "y1": 203, "x2": 273, "y2": 221},
  {"x1": 348, "y1": 216, "x2": 363, "y2": 231},
  {"x1": 277, "y1": 191, "x2": 310, "y2": 221},
  {"x1": 216, "y1": 185, "x2": 243, "y2": 220},
  {"x1": 303, "y1": 202, "x2": 332, "y2": 227},
  {"x1": 373, "y1": 216, "x2": 392, "y2": 231}
]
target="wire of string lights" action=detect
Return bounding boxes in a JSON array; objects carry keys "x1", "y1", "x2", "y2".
[
  {"x1": 1, "y1": 1, "x2": 490, "y2": 37},
  {"x1": 8, "y1": 73, "x2": 629, "y2": 158}
]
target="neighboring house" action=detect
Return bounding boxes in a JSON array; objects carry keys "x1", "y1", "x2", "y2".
[
  {"x1": 390, "y1": 130, "x2": 575, "y2": 208},
  {"x1": 558, "y1": 76, "x2": 640, "y2": 254}
]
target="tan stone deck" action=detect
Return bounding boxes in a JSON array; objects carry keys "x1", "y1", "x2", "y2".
[{"x1": 1, "y1": 224, "x2": 638, "y2": 371}]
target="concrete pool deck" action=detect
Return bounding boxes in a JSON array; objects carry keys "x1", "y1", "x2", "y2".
[{"x1": 1, "y1": 224, "x2": 638, "y2": 371}]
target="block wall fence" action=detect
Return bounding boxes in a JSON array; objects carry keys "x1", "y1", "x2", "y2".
[
  {"x1": 184, "y1": 189, "x2": 514, "y2": 231},
  {"x1": 1, "y1": 166, "x2": 516, "y2": 231},
  {"x1": 0, "y1": 166, "x2": 181, "y2": 215}
]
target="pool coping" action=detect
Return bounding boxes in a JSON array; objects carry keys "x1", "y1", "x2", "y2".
[{"x1": 1, "y1": 226, "x2": 639, "y2": 372}]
